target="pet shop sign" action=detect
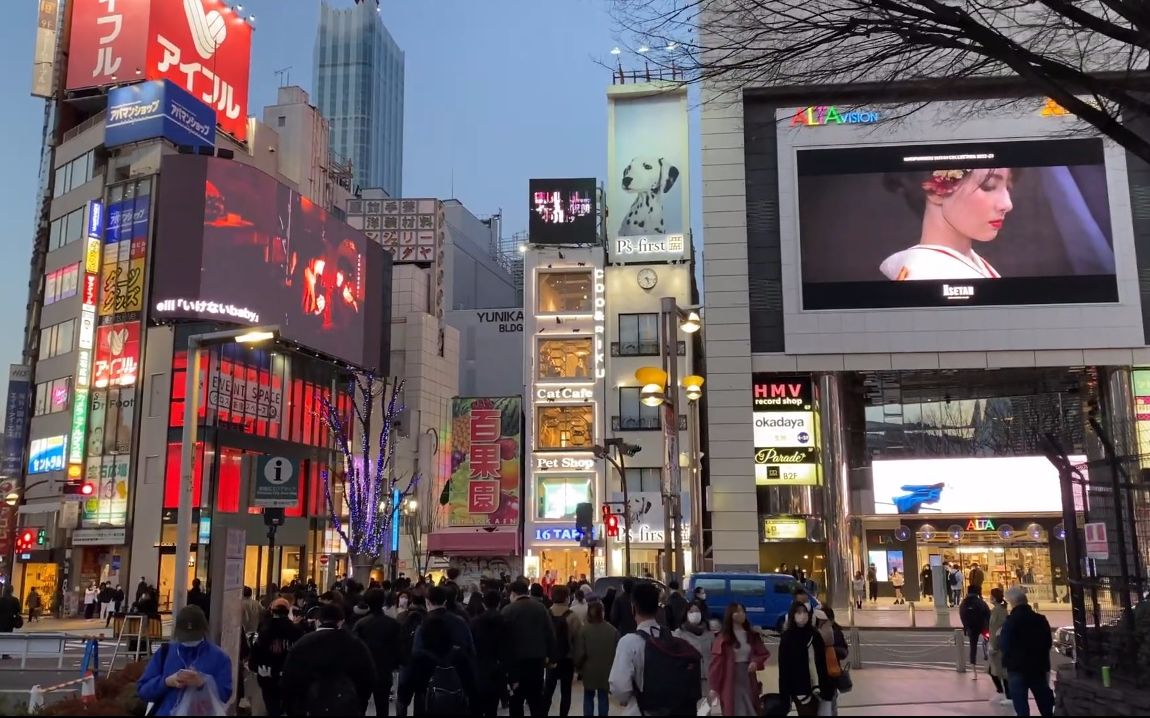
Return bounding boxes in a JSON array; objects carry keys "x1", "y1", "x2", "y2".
[
  {"x1": 791, "y1": 106, "x2": 880, "y2": 127},
  {"x1": 608, "y1": 233, "x2": 689, "y2": 264}
]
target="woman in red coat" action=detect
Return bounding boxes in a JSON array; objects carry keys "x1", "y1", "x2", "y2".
[{"x1": 708, "y1": 602, "x2": 771, "y2": 716}]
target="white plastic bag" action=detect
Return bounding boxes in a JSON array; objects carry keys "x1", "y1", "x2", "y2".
[
  {"x1": 698, "y1": 695, "x2": 722, "y2": 716},
  {"x1": 170, "y1": 674, "x2": 227, "y2": 716}
]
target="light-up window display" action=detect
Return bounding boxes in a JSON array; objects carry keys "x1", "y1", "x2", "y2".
[
  {"x1": 536, "y1": 475, "x2": 593, "y2": 520},
  {"x1": 537, "y1": 272, "x2": 593, "y2": 314},
  {"x1": 536, "y1": 404, "x2": 594, "y2": 449},
  {"x1": 537, "y1": 337, "x2": 594, "y2": 380}
]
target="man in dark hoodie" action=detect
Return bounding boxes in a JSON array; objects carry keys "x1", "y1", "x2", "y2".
[
  {"x1": 249, "y1": 598, "x2": 303, "y2": 717},
  {"x1": 470, "y1": 590, "x2": 510, "y2": 717},
  {"x1": 280, "y1": 603, "x2": 376, "y2": 715},
  {"x1": 352, "y1": 588, "x2": 402, "y2": 716}
]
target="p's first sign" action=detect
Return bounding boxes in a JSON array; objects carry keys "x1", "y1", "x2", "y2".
[
  {"x1": 254, "y1": 455, "x2": 299, "y2": 509},
  {"x1": 105, "y1": 79, "x2": 216, "y2": 150}
]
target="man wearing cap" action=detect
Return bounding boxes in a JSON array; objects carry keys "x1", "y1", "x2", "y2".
[{"x1": 138, "y1": 605, "x2": 233, "y2": 716}]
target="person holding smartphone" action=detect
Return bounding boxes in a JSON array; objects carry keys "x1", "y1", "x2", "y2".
[{"x1": 138, "y1": 605, "x2": 233, "y2": 716}]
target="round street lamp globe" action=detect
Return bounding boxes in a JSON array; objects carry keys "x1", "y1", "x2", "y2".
[
  {"x1": 4, "y1": 492, "x2": 17, "y2": 507},
  {"x1": 640, "y1": 383, "x2": 665, "y2": 407}
]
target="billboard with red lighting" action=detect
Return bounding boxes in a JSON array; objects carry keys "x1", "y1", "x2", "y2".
[
  {"x1": 65, "y1": 0, "x2": 252, "y2": 140},
  {"x1": 152, "y1": 154, "x2": 390, "y2": 370}
]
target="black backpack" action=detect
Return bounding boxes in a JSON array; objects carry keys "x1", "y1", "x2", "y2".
[
  {"x1": 551, "y1": 610, "x2": 573, "y2": 661},
  {"x1": 303, "y1": 673, "x2": 361, "y2": 716},
  {"x1": 425, "y1": 659, "x2": 469, "y2": 715},
  {"x1": 635, "y1": 627, "x2": 702, "y2": 716}
]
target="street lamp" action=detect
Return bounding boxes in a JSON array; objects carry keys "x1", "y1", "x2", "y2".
[
  {"x1": 635, "y1": 298, "x2": 703, "y2": 585},
  {"x1": 592, "y1": 439, "x2": 640, "y2": 576},
  {"x1": 174, "y1": 325, "x2": 279, "y2": 615}
]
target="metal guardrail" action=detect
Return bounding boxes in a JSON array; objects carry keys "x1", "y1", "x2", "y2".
[
  {"x1": 0, "y1": 632, "x2": 69, "y2": 669},
  {"x1": 61, "y1": 113, "x2": 104, "y2": 143}
]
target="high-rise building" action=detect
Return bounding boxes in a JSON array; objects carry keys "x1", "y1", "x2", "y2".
[{"x1": 315, "y1": 0, "x2": 405, "y2": 196}]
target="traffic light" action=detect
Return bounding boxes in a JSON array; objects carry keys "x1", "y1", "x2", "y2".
[
  {"x1": 16, "y1": 530, "x2": 35, "y2": 552},
  {"x1": 37, "y1": 529, "x2": 47, "y2": 546},
  {"x1": 62, "y1": 482, "x2": 95, "y2": 497},
  {"x1": 605, "y1": 514, "x2": 620, "y2": 538}
]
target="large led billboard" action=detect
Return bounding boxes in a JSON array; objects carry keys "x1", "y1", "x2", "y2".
[
  {"x1": 152, "y1": 155, "x2": 389, "y2": 370},
  {"x1": 528, "y1": 178, "x2": 598, "y2": 245},
  {"x1": 797, "y1": 138, "x2": 1117, "y2": 309},
  {"x1": 871, "y1": 456, "x2": 1078, "y2": 515},
  {"x1": 65, "y1": 0, "x2": 252, "y2": 140}
]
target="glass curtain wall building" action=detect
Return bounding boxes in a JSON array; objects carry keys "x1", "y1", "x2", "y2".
[{"x1": 315, "y1": 0, "x2": 404, "y2": 196}]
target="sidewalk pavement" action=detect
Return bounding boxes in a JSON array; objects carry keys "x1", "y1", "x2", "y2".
[
  {"x1": 15, "y1": 616, "x2": 171, "y2": 637},
  {"x1": 848, "y1": 603, "x2": 1072, "y2": 630}
]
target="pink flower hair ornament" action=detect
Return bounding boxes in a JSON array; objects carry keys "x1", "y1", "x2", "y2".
[{"x1": 922, "y1": 169, "x2": 971, "y2": 197}]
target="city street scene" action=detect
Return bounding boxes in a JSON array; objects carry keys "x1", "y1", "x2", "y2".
[{"x1": 0, "y1": 0, "x2": 1145, "y2": 715}]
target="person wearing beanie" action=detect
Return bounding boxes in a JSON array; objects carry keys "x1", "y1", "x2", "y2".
[
  {"x1": 280, "y1": 602, "x2": 377, "y2": 715},
  {"x1": 137, "y1": 605, "x2": 232, "y2": 716},
  {"x1": 249, "y1": 598, "x2": 303, "y2": 717}
]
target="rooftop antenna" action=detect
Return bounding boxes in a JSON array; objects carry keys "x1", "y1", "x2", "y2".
[{"x1": 274, "y1": 66, "x2": 292, "y2": 87}]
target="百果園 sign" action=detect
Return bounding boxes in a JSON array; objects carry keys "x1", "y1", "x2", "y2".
[{"x1": 105, "y1": 79, "x2": 216, "y2": 150}]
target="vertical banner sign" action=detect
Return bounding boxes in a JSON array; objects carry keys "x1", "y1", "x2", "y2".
[
  {"x1": 65, "y1": 0, "x2": 253, "y2": 141},
  {"x1": 2, "y1": 365, "x2": 32, "y2": 478},
  {"x1": 751, "y1": 374, "x2": 822, "y2": 486},
  {"x1": 69, "y1": 202, "x2": 104, "y2": 473},
  {"x1": 85, "y1": 190, "x2": 149, "y2": 529},
  {"x1": 447, "y1": 397, "x2": 522, "y2": 528},
  {"x1": 30, "y1": 0, "x2": 60, "y2": 98},
  {"x1": 1133, "y1": 370, "x2": 1150, "y2": 469},
  {"x1": 606, "y1": 84, "x2": 690, "y2": 262}
]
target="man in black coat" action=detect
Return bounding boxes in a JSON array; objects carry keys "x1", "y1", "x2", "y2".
[
  {"x1": 1000, "y1": 587, "x2": 1054, "y2": 717},
  {"x1": 470, "y1": 590, "x2": 511, "y2": 717},
  {"x1": 280, "y1": 603, "x2": 376, "y2": 716},
  {"x1": 501, "y1": 580, "x2": 556, "y2": 718},
  {"x1": 665, "y1": 579, "x2": 689, "y2": 631},
  {"x1": 959, "y1": 586, "x2": 991, "y2": 669},
  {"x1": 609, "y1": 579, "x2": 637, "y2": 635},
  {"x1": 352, "y1": 589, "x2": 402, "y2": 717}
]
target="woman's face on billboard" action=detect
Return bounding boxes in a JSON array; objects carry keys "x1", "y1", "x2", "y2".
[{"x1": 931, "y1": 168, "x2": 1014, "y2": 243}]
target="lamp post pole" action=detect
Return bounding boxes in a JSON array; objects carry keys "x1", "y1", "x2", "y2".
[
  {"x1": 174, "y1": 327, "x2": 277, "y2": 616},
  {"x1": 660, "y1": 297, "x2": 685, "y2": 586}
]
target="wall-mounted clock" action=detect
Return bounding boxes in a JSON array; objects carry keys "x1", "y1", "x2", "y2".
[{"x1": 637, "y1": 268, "x2": 658, "y2": 290}]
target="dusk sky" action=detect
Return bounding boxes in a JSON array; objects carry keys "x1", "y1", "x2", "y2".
[{"x1": 0, "y1": 0, "x2": 699, "y2": 414}]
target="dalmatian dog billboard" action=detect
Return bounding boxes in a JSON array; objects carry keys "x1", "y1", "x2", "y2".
[{"x1": 608, "y1": 87, "x2": 690, "y2": 263}]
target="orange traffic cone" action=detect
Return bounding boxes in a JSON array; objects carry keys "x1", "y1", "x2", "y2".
[{"x1": 80, "y1": 672, "x2": 95, "y2": 703}]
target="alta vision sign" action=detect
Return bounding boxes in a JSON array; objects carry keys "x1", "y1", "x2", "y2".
[{"x1": 791, "y1": 106, "x2": 879, "y2": 126}]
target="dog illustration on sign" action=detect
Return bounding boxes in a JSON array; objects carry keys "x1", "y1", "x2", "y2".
[{"x1": 619, "y1": 156, "x2": 679, "y2": 236}]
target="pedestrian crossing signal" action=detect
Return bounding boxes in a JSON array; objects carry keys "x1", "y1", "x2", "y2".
[{"x1": 606, "y1": 514, "x2": 619, "y2": 538}]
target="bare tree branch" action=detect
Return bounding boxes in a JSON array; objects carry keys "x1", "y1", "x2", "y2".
[{"x1": 612, "y1": 0, "x2": 1150, "y2": 163}]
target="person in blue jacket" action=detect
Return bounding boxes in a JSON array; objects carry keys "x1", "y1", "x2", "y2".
[{"x1": 138, "y1": 605, "x2": 233, "y2": 716}]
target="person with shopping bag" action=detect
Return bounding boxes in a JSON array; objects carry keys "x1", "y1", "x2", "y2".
[
  {"x1": 777, "y1": 602, "x2": 833, "y2": 717},
  {"x1": 138, "y1": 605, "x2": 233, "y2": 716}
]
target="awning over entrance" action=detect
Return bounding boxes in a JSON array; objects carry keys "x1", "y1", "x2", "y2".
[{"x1": 428, "y1": 530, "x2": 519, "y2": 556}]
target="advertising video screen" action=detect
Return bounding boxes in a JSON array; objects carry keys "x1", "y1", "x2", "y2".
[
  {"x1": 797, "y1": 138, "x2": 1117, "y2": 309},
  {"x1": 528, "y1": 178, "x2": 598, "y2": 245},
  {"x1": 153, "y1": 155, "x2": 389, "y2": 369},
  {"x1": 871, "y1": 456, "x2": 1079, "y2": 515}
]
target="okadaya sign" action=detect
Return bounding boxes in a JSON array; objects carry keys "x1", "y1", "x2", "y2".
[
  {"x1": 254, "y1": 455, "x2": 299, "y2": 508},
  {"x1": 608, "y1": 233, "x2": 689, "y2": 264}
]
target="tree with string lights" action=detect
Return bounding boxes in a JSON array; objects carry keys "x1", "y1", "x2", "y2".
[{"x1": 318, "y1": 372, "x2": 419, "y2": 582}]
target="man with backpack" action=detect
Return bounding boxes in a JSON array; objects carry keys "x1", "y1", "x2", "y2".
[
  {"x1": 609, "y1": 582, "x2": 702, "y2": 716},
  {"x1": 544, "y1": 585, "x2": 581, "y2": 716},
  {"x1": 280, "y1": 603, "x2": 377, "y2": 715},
  {"x1": 352, "y1": 589, "x2": 403, "y2": 716},
  {"x1": 501, "y1": 579, "x2": 556, "y2": 717},
  {"x1": 415, "y1": 586, "x2": 475, "y2": 656},
  {"x1": 959, "y1": 586, "x2": 991, "y2": 670}
]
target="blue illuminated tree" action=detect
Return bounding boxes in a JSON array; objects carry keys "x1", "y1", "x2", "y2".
[{"x1": 319, "y1": 372, "x2": 418, "y2": 580}]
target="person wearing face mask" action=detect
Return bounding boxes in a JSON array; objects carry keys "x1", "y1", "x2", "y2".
[
  {"x1": 708, "y1": 603, "x2": 770, "y2": 716},
  {"x1": 778, "y1": 602, "x2": 832, "y2": 717},
  {"x1": 249, "y1": 598, "x2": 303, "y2": 717},
  {"x1": 280, "y1": 603, "x2": 377, "y2": 715},
  {"x1": 138, "y1": 605, "x2": 233, "y2": 716},
  {"x1": 674, "y1": 602, "x2": 714, "y2": 699}
]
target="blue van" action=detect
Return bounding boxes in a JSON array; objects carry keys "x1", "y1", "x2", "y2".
[{"x1": 688, "y1": 572, "x2": 819, "y2": 633}]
